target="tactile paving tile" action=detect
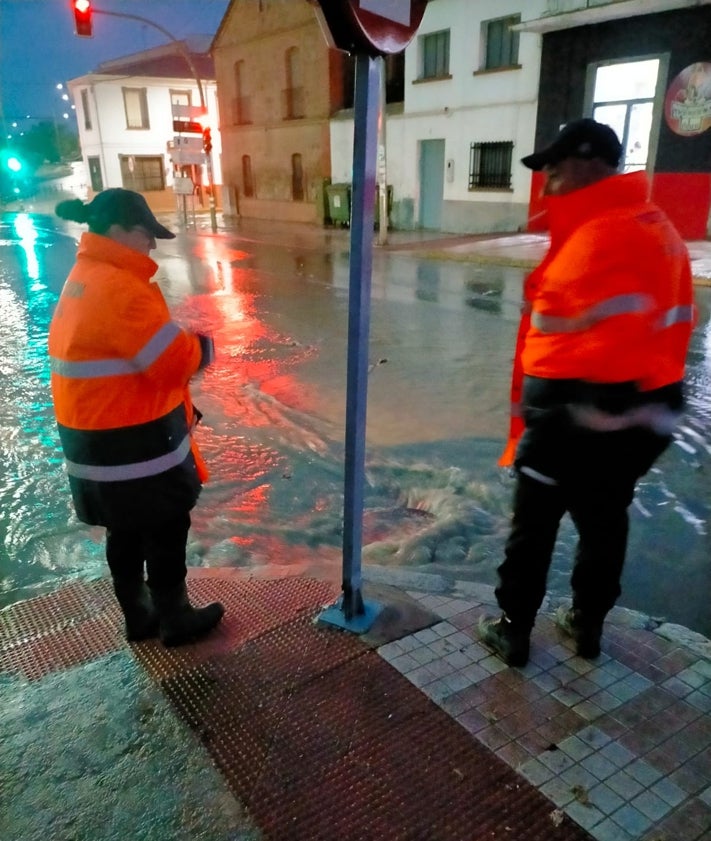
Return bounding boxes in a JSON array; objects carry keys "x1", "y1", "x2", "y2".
[
  {"x1": 0, "y1": 578, "x2": 115, "y2": 647},
  {"x1": 0, "y1": 579, "x2": 122, "y2": 680},
  {"x1": 133, "y1": 576, "x2": 339, "y2": 681},
  {"x1": 163, "y1": 613, "x2": 594, "y2": 841}
]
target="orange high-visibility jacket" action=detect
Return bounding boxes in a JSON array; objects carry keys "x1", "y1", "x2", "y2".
[
  {"x1": 48, "y1": 232, "x2": 209, "y2": 526},
  {"x1": 500, "y1": 171, "x2": 695, "y2": 467}
]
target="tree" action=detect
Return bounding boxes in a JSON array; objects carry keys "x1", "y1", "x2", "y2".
[{"x1": 14, "y1": 121, "x2": 80, "y2": 165}]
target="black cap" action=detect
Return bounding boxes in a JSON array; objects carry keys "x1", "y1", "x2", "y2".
[
  {"x1": 521, "y1": 118, "x2": 623, "y2": 171},
  {"x1": 86, "y1": 188, "x2": 175, "y2": 239}
]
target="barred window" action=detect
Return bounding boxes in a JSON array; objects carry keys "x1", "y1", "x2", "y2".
[
  {"x1": 483, "y1": 15, "x2": 520, "y2": 70},
  {"x1": 421, "y1": 30, "x2": 450, "y2": 79},
  {"x1": 469, "y1": 141, "x2": 514, "y2": 190}
]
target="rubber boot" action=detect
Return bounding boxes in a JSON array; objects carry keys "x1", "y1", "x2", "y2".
[
  {"x1": 111, "y1": 577, "x2": 159, "y2": 642},
  {"x1": 151, "y1": 581, "x2": 224, "y2": 647},
  {"x1": 555, "y1": 607, "x2": 603, "y2": 659},
  {"x1": 478, "y1": 614, "x2": 530, "y2": 667}
]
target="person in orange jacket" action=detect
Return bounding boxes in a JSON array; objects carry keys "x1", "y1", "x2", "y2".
[
  {"x1": 49, "y1": 189, "x2": 224, "y2": 647},
  {"x1": 479, "y1": 119, "x2": 695, "y2": 666}
]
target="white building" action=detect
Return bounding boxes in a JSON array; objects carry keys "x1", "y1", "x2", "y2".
[
  {"x1": 67, "y1": 37, "x2": 222, "y2": 212},
  {"x1": 330, "y1": 0, "x2": 548, "y2": 233}
]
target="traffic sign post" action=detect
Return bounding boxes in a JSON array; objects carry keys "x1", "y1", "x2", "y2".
[{"x1": 314, "y1": 0, "x2": 429, "y2": 634}]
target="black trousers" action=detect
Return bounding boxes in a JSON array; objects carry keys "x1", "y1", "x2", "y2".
[
  {"x1": 105, "y1": 512, "x2": 191, "y2": 592},
  {"x1": 496, "y1": 423, "x2": 670, "y2": 630}
]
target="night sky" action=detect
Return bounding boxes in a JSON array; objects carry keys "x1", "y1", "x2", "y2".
[{"x1": 0, "y1": 0, "x2": 230, "y2": 125}]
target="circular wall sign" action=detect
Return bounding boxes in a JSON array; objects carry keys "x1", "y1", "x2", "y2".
[
  {"x1": 664, "y1": 61, "x2": 711, "y2": 137},
  {"x1": 310, "y1": 0, "x2": 429, "y2": 56}
]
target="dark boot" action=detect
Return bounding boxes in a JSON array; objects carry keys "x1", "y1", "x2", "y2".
[
  {"x1": 478, "y1": 614, "x2": 530, "y2": 667},
  {"x1": 111, "y1": 577, "x2": 159, "y2": 642},
  {"x1": 555, "y1": 607, "x2": 603, "y2": 659},
  {"x1": 151, "y1": 582, "x2": 224, "y2": 647}
]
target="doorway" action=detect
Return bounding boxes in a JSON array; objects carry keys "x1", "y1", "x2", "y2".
[{"x1": 419, "y1": 139, "x2": 445, "y2": 229}]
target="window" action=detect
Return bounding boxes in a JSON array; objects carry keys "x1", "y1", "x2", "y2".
[
  {"x1": 233, "y1": 60, "x2": 251, "y2": 124},
  {"x1": 122, "y1": 87, "x2": 149, "y2": 129},
  {"x1": 482, "y1": 15, "x2": 520, "y2": 71},
  {"x1": 283, "y1": 47, "x2": 304, "y2": 119},
  {"x1": 242, "y1": 155, "x2": 254, "y2": 198},
  {"x1": 291, "y1": 153, "x2": 304, "y2": 201},
  {"x1": 119, "y1": 155, "x2": 165, "y2": 191},
  {"x1": 80, "y1": 89, "x2": 92, "y2": 131},
  {"x1": 384, "y1": 52, "x2": 405, "y2": 103},
  {"x1": 590, "y1": 58, "x2": 660, "y2": 172},
  {"x1": 88, "y1": 156, "x2": 102, "y2": 191},
  {"x1": 420, "y1": 30, "x2": 450, "y2": 80},
  {"x1": 469, "y1": 141, "x2": 514, "y2": 189},
  {"x1": 170, "y1": 89, "x2": 192, "y2": 108}
]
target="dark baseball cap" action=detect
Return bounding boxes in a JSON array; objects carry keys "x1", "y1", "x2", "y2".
[
  {"x1": 86, "y1": 188, "x2": 175, "y2": 239},
  {"x1": 521, "y1": 118, "x2": 623, "y2": 171}
]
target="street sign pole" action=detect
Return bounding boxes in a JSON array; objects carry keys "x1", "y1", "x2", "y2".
[
  {"x1": 313, "y1": 0, "x2": 429, "y2": 633},
  {"x1": 320, "y1": 54, "x2": 382, "y2": 631}
]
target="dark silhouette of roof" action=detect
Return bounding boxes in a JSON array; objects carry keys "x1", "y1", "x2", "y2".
[{"x1": 94, "y1": 36, "x2": 214, "y2": 81}]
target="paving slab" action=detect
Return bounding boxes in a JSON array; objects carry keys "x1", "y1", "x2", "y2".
[{"x1": 2, "y1": 570, "x2": 710, "y2": 841}]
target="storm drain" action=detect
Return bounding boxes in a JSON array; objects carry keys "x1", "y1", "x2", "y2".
[{"x1": 1, "y1": 575, "x2": 593, "y2": 841}]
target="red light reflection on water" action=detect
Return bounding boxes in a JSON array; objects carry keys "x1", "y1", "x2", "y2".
[{"x1": 175, "y1": 239, "x2": 325, "y2": 553}]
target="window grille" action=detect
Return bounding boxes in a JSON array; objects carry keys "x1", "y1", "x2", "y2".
[
  {"x1": 484, "y1": 16, "x2": 520, "y2": 70},
  {"x1": 469, "y1": 141, "x2": 514, "y2": 189},
  {"x1": 421, "y1": 30, "x2": 450, "y2": 79}
]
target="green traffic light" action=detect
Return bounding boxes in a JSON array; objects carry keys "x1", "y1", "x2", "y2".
[{"x1": 7, "y1": 156, "x2": 22, "y2": 172}]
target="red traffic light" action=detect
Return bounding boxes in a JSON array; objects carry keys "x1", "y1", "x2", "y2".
[
  {"x1": 202, "y1": 127, "x2": 213, "y2": 154},
  {"x1": 73, "y1": 0, "x2": 93, "y2": 38}
]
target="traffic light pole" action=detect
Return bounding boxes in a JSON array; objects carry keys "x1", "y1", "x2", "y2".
[{"x1": 89, "y1": 8, "x2": 218, "y2": 233}]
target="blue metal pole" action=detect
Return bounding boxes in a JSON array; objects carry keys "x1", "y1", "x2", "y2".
[{"x1": 339, "y1": 54, "x2": 381, "y2": 625}]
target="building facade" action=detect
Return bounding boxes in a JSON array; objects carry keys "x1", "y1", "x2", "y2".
[
  {"x1": 521, "y1": 0, "x2": 711, "y2": 239},
  {"x1": 212, "y1": 0, "x2": 350, "y2": 223},
  {"x1": 68, "y1": 38, "x2": 221, "y2": 212},
  {"x1": 330, "y1": 0, "x2": 549, "y2": 234}
]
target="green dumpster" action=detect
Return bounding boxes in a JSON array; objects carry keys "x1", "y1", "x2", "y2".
[{"x1": 326, "y1": 183, "x2": 351, "y2": 227}]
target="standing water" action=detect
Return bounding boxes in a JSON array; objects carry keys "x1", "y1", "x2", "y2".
[{"x1": 1, "y1": 211, "x2": 709, "y2": 636}]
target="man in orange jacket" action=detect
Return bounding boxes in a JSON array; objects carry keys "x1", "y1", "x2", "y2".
[
  {"x1": 50, "y1": 189, "x2": 224, "y2": 647},
  {"x1": 479, "y1": 119, "x2": 695, "y2": 666}
]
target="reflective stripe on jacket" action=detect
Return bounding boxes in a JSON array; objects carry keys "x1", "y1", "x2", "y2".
[
  {"x1": 499, "y1": 172, "x2": 695, "y2": 467},
  {"x1": 48, "y1": 232, "x2": 208, "y2": 523}
]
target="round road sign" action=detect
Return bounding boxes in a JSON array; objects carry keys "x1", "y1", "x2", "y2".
[{"x1": 310, "y1": 0, "x2": 429, "y2": 56}]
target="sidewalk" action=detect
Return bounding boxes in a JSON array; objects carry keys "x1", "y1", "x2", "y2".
[{"x1": 2, "y1": 567, "x2": 710, "y2": 841}]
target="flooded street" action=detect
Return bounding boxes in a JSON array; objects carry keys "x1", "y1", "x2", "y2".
[{"x1": 1, "y1": 210, "x2": 709, "y2": 635}]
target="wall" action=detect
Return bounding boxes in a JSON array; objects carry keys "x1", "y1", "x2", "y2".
[
  {"x1": 329, "y1": 0, "x2": 548, "y2": 233},
  {"x1": 213, "y1": 0, "x2": 337, "y2": 223},
  {"x1": 532, "y1": 6, "x2": 711, "y2": 238}
]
